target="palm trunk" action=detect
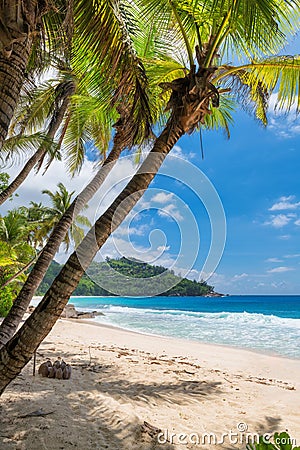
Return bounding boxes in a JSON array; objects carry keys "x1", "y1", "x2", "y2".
[
  {"x1": 0, "y1": 41, "x2": 31, "y2": 148},
  {"x1": 0, "y1": 91, "x2": 74, "y2": 206},
  {"x1": 0, "y1": 0, "x2": 42, "y2": 148},
  {"x1": 0, "y1": 118, "x2": 184, "y2": 394},
  {"x1": 0, "y1": 144, "x2": 122, "y2": 346}
]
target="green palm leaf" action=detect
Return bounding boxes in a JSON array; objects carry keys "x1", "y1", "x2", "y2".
[
  {"x1": 0, "y1": 133, "x2": 58, "y2": 167},
  {"x1": 73, "y1": 0, "x2": 154, "y2": 148},
  {"x1": 203, "y1": 94, "x2": 235, "y2": 137},
  {"x1": 216, "y1": 56, "x2": 300, "y2": 118}
]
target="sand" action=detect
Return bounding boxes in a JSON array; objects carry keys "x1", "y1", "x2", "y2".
[{"x1": 0, "y1": 318, "x2": 299, "y2": 449}]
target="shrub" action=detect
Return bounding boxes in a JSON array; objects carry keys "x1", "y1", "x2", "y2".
[
  {"x1": 0, "y1": 286, "x2": 14, "y2": 317},
  {"x1": 247, "y1": 432, "x2": 300, "y2": 450}
]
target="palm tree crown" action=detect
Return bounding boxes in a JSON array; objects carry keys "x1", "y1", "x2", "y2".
[{"x1": 41, "y1": 182, "x2": 91, "y2": 250}]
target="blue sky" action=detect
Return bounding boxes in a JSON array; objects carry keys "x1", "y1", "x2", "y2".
[
  {"x1": 171, "y1": 107, "x2": 300, "y2": 294},
  {"x1": 3, "y1": 101, "x2": 300, "y2": 295},
  {"x1": 2, "y1": 38, "x2": 300, "y2": 295}
]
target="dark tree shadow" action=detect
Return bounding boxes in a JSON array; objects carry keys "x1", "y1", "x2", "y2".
[{"x1": 0, "y1": 355, "x2": 223, "y2": 450}]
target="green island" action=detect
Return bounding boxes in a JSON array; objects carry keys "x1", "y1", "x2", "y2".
[{"x1": 37, "y1": 257, "x2": 220, "y2": 297}]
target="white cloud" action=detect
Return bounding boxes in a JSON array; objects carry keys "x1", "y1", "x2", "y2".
[
  {"x1": 169, "y1": 145, "x2": 196, "y2": 160},
  {"x1": 100, "y1": 235, "x2": 175, "y2": 270},
  {"x1": 134, "y1": 198, "x2": 152, "y2": 212},
  {"x1": 157, "y1": 245, "x2": 170, "y2": 252},
  {"x1": 3, "y1": 153, "x2": 139, "y2": 217},
  {"x1": 269, "y1": 195, "x2": 300, "y2": 211},
  {"x1": 114, "y1": 224, "x2": 148, "y2": 237},
  {"x1": 294, "y1": 219, "x2": 300, "y2": 226},
  {"x1": 152, "y1": 192, "x2": 174, "y2": 204},
  {"x1": 284, "y1": 253, "x2": 300, "y2": 259},
  {"x1": 264, "y1": 213, "x2": 296, "y2": 228},
  {"x1": 232, "y1": 273, "x2": 249, "y2": 281},
  {"x1": 267, "y1": 266, "x2": 294, "y2": 273},
  {"x1": 278, "y1": 235, "x2": 291, "y2": 240},
  {"x1": 265, "y1": 257, "x2": 283, "y2": 263},
  {"x1": 170, "y1": 145, "x2": 185, "y2": 158},
  {"x1": 268, "y1": 94, "x2": 300, "y2": 138},
  {"x1": 158, "y1": 203, "x2": 184, "y2": 221},
  {"x1": 2, "y1": 154, "x2": 143, "y2": 261},
  {"x1": 271, "y1": 281, "x2": 288, "y2": 288}
]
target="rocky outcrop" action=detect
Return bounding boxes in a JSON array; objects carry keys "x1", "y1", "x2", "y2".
[
  {"x1": 60, "y1": 304, "x2": 104, "y2": 319},
  {"x1": 28, "y1": 303, "x2": 104, "y2": 319},
  {"x1": 60, "y1": 304, "x2": 78, "y2": 318}
]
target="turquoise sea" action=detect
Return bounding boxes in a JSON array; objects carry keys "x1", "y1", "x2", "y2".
[{"x1": 69, "y1": 295, "x2": 300, "y2": 359}]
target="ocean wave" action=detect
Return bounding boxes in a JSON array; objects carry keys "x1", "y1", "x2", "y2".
[
  {"x1": 94, "y1": 305, "x2": 300, "y2": 328},
  {"x1": 69, "y1": 297, "x2": 300, "y2": 358}
]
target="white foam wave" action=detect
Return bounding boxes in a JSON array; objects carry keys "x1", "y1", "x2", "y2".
[
  {"x1": 97, "y1": 305, "x2": 300, "y2": 328},
  {"x1": 90, "y1": 305, "x2": 300, "y2": 358}
]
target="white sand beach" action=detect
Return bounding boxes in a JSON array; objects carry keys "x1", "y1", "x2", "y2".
[{"x1": 1, "y1": 318, "x2": 299, "y2": 449}]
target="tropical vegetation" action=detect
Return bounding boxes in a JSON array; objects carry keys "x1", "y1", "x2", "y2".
[
  {"x1": 36, "y1": 257, "x2": 215, "y2": 297},
  {"x1": 0, "y1": 0, "x2": 300, "y2": 396},
  {"x1": 0, "y1": 182, "x2": 89, "y2": 316}
]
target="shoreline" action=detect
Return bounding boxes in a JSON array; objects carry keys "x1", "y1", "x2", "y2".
[
  {"x1": 31, "y1": 295, "x2": 300, "y2": 361},
  {"x1": 62, "y1": 318, "x2": 300, "y2": 378},
  {"x1": 67, "y1": 316, "x2": 300, "y2": 362},
  {"x1": 1, "y1": 318, "x2": 299, "y2": 449}
]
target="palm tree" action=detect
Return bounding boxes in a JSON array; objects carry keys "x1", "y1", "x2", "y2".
[
  {"x1": 0, "y1": 1, "x2": 160, "y2": 345},
  {"x1": 0, "y1": 1, "x2": 69, "y2": 148},
  {"x1": 0, "y1": 65, "x2": 114, "y2": 205},
  {"x1": 0, "y1": 186, "x2": 89, "y2": 297},
  {"x1": 0, "y1": 76, "x2": 76, "y2": 206},
  {"x1": 0, "y1": 209, "x2": 37, "y2": 293},
  {"x1": 40, "y1": 182, "x2": 91, "y2": 250},
  {"x1": 0, "y1": 144, "x2": 124, "y2": 346},
  {"x1": 0, "y1": 203, "x2": 51, "y2": 289},
  {"x1": 1, "y1": 0, "x2": 300, "y2": 394},
  {"x1": 0, "y1": 210, "x2": 29, "y2": 247},
  {"x1": 0, "y1": 0, "x2": 160, "y2": 205},
  {"x1": 0, "y1": 241, "x2": 21, "y2": 317}
]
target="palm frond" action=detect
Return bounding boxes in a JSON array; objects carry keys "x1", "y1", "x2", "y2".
[
  {"x1": 145, "y1": 57, "x2": 187, "y2": 126},
  {"x1": 10, "y1": 81, "x2": 58, "y2": 136},
  {"x1": 75, "y1": 215, "x2": 92, "y2": 228},
  {"x1": 24, "y1": 1, "x2": 71, "y2": 78},
  {"x1": 203, "y1": 94, "x2": 235, "y2": 137},
  {"x1": 69, "y1": 224, "x2": 85, "y2": 248},
  {"x1": 0, "y1": 133, "x2": 58, "y2": 167},
  {"x1": 60, "y1": 96, "x2": 89, "y2": 175},
  {"x1": 73, "y1": 0, "x2": 154, "y2": 149},
  {"x1": 184, "y1": 0, "x2": 300, "y2": 66},
  {"x1": 216, "y1": 56, "x2": 300, "y2": 116}
]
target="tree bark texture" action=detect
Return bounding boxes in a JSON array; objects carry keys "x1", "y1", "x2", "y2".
[
  {"x1": 0, "y1": 0, "x2": 43, "y2": 148},
  {"x1": 0, "y1": 41, "x2": 31, "y2": 148}
]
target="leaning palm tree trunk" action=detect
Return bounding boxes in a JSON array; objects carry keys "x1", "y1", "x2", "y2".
[
  {"x1": 0, "y1": 85, "x2": 75, "y2": 206},
  {"x1": 0, "y1": 68, "x2": 214, "y2": 394},
  {"x1": 0, "y1": 144, "x2": 122, "y2": 346},
  {"x1": 0, "y1": 43, "x2": 31, "y2": 148},
  {"x1": 0, "y1": 121, "x2": 184, "y2": 394},
  {"x1": 0, "y1": 0, "x2": 52, "y2": 149}
]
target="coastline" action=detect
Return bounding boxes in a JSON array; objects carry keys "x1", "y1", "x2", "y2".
[
  {"x1": 64, "y1": 318, "x2": 300, "y2": 373},
  {"x1": 69, "y1": 315, "x2": 300, "y2": 362},
  {"x1": 31, "y1": 295, "x2": 300, "y2": 360},
  {"x1": 1, "y1": 318, "x2": 299, "y2": 449}
]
